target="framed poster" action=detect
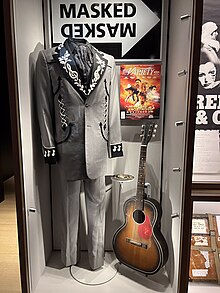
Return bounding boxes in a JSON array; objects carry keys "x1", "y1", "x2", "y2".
[
  {"x1": 193, "y1": 0, "x2": 220, "y2": 181},
  {"x1": 196, "y1": 0, "x2": 220, "y2": 131},
  {"x1": 48, "y1": 0, "x2": 162, "y2": 60},
  {"x1": 120, "y1": 64, "x2": 161, "y2": 121}
]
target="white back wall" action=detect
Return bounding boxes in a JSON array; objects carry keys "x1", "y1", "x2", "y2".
[
  {"x1": 193, "y1": 202, "x2": 220, "y2": 214},
  {"x1": 162, "y1": 0, "x2": 195, "y2": 291}
]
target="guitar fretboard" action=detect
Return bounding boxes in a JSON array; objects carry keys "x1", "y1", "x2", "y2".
[{"x1": 136, "y1": 144, "x2": 147, "y2": 210}]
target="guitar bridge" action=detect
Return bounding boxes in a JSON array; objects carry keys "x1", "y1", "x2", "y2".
[{"x1": 126, "y1": 238, "x2": 148, "y2": 249}]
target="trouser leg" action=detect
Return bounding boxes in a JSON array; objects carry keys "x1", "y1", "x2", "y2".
[
  {"x1": 84, "y1": 176, "x2": 106, "y2": 270},
  {"x1": 60, "y1": 179, "x2": 81, "y2": 266}
]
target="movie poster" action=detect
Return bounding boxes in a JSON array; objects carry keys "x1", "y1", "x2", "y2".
[
  {"x1": 193, "y1": 0, "x2": 220, "y2": 177},
  {"x1": 196, "y1": 0, "x2": 220, "y2": 130},
  {"x1": 120, "y1": 64, "x2": 161, "y2": 120}
]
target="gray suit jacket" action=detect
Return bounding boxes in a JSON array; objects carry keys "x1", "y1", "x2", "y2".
[{"x1": 36, "y1": 39, "x2": 123, "y2": 180}]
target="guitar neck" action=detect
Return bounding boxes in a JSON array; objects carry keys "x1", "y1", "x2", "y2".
[
  {"x1": 136, "y1": 144, "x2": 147, "y2": 209},
  {"x1": 135, "y1": 123, "x2": 156, "y2": 210}
]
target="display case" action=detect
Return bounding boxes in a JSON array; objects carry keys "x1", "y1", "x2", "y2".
[
  {"x1": 3, "y1": 0, "x2": 203, "y2": 292},
  {"x1": 192, "y1": 0, "x2": 220, "y2": 186},
  {"x1": 189, "y1": 0, "x2": 220, "y2": 291}
]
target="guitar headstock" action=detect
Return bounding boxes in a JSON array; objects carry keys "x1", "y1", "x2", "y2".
[{"x1": 140, "y1": 123, "x2": 157, "y2": 146}]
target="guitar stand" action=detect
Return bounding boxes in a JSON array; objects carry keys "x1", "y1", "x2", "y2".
[
  {"x1": 144, "y1": 182, "x2": 151, "y2": 198},
  {"x1": 116, "y1": 261, "x2": 149, "y2": 278}
]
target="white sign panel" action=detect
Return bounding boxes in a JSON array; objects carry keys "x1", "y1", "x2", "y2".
[
  {"x1": 49, "y1": 0, "x2": 161, "y2": 59},
  {"x1": 193, "y1": 130, "x2": 220, "y2": 174}
]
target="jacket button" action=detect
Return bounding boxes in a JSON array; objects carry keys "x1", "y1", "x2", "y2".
[{"x1": 85, "y1": 103, "x2": 89, "y2": 107}]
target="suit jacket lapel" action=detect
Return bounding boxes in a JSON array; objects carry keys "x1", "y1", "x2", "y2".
[{"x1": 53, "y1": 39, "x2": 108, "y2": 98}]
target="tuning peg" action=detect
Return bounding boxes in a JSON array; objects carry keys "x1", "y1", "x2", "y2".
[{"x1": 140, "y1": 134, "x2": 144, "y2": 138}]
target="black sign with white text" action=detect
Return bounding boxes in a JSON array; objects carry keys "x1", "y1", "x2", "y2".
[{"x1": 49, "y1": 0, "x2": 162, "y2": 60}]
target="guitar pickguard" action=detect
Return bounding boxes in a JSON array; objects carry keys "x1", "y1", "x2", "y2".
[{"x1": 137, "y1": 214, "x2": 153, "y2": 240}]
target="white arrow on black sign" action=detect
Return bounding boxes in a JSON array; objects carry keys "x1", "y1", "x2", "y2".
[{"x1": 51, "y1": 0, "x2": 160, "y2": 57}]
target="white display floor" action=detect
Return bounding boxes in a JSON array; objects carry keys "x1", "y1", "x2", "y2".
[{"x1": 34, "y1": 251, "x2": 172, "y2": 293}]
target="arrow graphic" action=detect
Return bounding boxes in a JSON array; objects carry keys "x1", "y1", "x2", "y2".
[
  {"x1": 121, "y1": 0, "x2": 160, "y2": 56},
  {"x1": 51, "y1": 0, "x2": 160, "y2": 57}
]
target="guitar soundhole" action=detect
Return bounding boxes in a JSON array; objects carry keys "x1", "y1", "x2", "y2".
[{"x1": 133, "y1": 210, "x2": 145, "y2": 224}]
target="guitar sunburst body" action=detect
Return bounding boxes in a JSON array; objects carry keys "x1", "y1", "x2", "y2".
[{"x1": 113, "y1": 196, "x2": 168, "y2": 274}]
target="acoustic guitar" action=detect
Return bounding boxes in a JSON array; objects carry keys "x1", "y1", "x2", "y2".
[{"x1": 112, "y1": 124, "x2": 169, "y2": 275}]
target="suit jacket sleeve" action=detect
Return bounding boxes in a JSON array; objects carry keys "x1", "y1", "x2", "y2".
[
  {"x1": 108, "y1": 58, "x2": 123, "y2": 158},
  {"x1": 36, "y1": 50, "x2": 57, "y2": 164}
]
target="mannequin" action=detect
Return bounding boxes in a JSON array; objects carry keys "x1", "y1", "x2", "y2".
[{"x1": 36, "y1": 38, "x2": 123, "y2": 270}]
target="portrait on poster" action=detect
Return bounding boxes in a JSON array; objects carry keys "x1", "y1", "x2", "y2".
[{"x1": 120, "y1": 64, "x2": 161, "y2": 121}]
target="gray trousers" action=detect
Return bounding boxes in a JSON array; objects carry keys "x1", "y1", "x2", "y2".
[{"x1": 60, "y1": 176, "x2": 106, "y2": 270}]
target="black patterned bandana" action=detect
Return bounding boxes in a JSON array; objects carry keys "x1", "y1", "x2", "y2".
[{"x1": 53, "y1": 38, "x2": 107, "y2": 97}]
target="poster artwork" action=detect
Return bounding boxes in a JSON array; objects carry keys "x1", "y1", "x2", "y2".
[
  {"x1": 196, "y1": 0, "x2": 220, "y2": 130},
  {"x1": 120, "y1": 64, "x2": 161, "y2": 120}
]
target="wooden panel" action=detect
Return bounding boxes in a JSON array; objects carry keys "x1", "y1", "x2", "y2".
[
  {"x1": 0, "y1": 178, "x2": 21, "y2": 292},
  {"x1": 0, "y1": 179, "x2": 4, "y2": 203}
]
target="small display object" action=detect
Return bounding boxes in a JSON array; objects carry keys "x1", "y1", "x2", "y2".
[
  {"x1": 111, "y1": 174, "x2": 135, "y2": 182},
  {"x1": 189, "y1": 214, "x2": 220, "y2": 283},
  {"x1": 120, "y1": 64, "x2": 161, "y2": 121}
]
